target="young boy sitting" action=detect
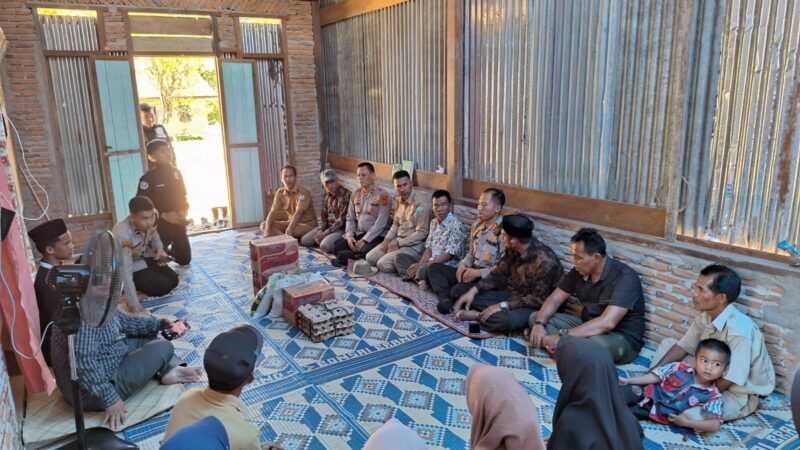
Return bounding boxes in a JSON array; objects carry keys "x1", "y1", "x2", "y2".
[{"x1": 618, "y1": 338, "x2": 730, "y2": 432}]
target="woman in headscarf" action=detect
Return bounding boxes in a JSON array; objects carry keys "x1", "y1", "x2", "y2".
[
  {"x1": 363, "y1": 418, "x2": 428, "y2": 450},
  {"x1": 466, "y1": 363, "x2": 546, "y2": 450},
  {"x1": 549, "y1": 334, "x2": 643, "y2": 450}
]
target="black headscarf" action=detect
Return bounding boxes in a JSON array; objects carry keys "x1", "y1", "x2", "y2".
[{"x1": 548, "y1": 334, "x2": 643, "y2": 450}]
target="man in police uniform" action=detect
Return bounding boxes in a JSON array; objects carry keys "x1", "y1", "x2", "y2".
[
  {"x1": 365, "y1": 170, "x2": 431, "y2": 273},
  {"x1": 27, "y1": 218, "x2": 75, "y2": 365},
  {"x1": 137, "y1": 139, "x2": 191, "y2": 265},
  {"x1": 331, "y1": 162, "x2": 393, "y2": 267},
  {"x1": 261, "y1": 165, "x2": 318, "y2": 239},
  {"x1": 427, "y1": 188, "x2": 506, "y2": 314},
  {"x1": 139, "y1": 103, "x2": 176, "y2": 167}
]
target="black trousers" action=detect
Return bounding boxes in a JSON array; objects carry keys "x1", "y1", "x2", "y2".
[
  {"x1": 158, "y1": 218, "x2": 191, "y2": 265},
  {"x1": 133, "y1": 258, "x2": 179, "y2": 297},
  {"x1": 470, "y1": 290, "x2": 536, "y2": 333},
  {"x1": 332, "y1": 233, "x2": 384, "y2": 266},
  {"x1": 426, "y1": 263, "x2": 478, "y2": 313}
]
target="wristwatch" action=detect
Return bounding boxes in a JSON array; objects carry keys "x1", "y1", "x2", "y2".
[
  {"x1": 531, "y1": 320, "x2": 547, "y2": 329},
  {"x1": 499, "y1": 301, "x2": 509, "y2": 310},
  {"x1": 558, "y1": 328, "x2": 569, "y2": 336}
]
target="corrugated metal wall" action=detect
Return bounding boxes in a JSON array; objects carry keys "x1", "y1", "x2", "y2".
[
  {"x1": 40, "y1": 12, "x2": 107, "y2": 216},
  {"x1": 321, "y1": 0, "x2": 447, "y2": 172},
  {"x1": 679, "y1": 0, "x2": 800, "y2": 253},
  {"x1": 40, "y1": 12, "x2": 99, "y2": 52},
  {"x1": 464, "y1": 0, "x2": 720, "y2": 207},
  {"x1": 240, "y1": 21, "x2": 289, "y2": 193}
]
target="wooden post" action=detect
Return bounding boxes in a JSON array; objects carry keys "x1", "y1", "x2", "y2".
[
  {"x1": 312, "y1": 0, "x2": 329, "y2": 167},
  {"x1": 446, "y1": 0, "x2": 464, "y2": 199},
  {"x1": 663, "y1": 0, "x2": 694, "y2": 241}
]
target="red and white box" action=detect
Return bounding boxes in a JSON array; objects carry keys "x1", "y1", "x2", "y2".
[
  {"x1": 250, "y1": 235, "x2": 299, "y2": 293},
  {"x1": 282, "y1": 280, "x2": 336, "y2": 326}
]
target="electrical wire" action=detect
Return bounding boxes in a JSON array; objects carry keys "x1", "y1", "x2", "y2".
[
  {"x1": 0, "y1": 203, "x2": 52, "y2": 360},
  {"x1": 1, "y1": 111, "x2": 50, "y2": 221},
  {"x1": 0, "y1": 109, "x2": 52, "y2": 360}
]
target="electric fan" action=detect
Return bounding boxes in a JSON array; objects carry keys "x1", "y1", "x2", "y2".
[{"x1": 48, "y1": 230, "x2": 137, "y2": 450}]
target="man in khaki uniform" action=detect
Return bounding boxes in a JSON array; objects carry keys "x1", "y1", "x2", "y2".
[
  {"x1": 261, "y1": 165, "x2": 317, "y2": 239},
  {"x1": 651, "y1": 264, "x2": 775, "y2": 421},
  {"x1": 366, "y1": 170, "x2": 431, "y2": 273}
]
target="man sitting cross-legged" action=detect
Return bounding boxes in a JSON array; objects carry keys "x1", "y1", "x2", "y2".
[
  {"x1": 453, "y1": 215, "x2": 563, "y2": 333},
  {"x1": 164, "y1": 325, "x2": 281, "y2": 450},
  {"x1": 113, "y1": 196, "x2": 178, "y2": 313},
  {"x1": 366, "y1": 170, "x2": 431, "y2": 273},
  {"x1": 261, "y1": 165, "x2": 318, "y2": 239},
  {"x1": 50, "y1": 312, "x2": 201, "y2": 430},
  {"x1": 649, "y1": 264, "x2": 775, "y2": 421},
  {"x1": 395, "y1": 189, "x2": 468, "y2": 287},
  {"x1": 331, "y1": 162, "x2": 393, "y2": 266},
  {"x1": 300, "y1": 168, "x2": 351, "y2": 253},
  {"x1": 528, "y1": 228, "x2": 646, "y2": 364},
  {"x1": 426, "y1": 188, "x2": 505, "y2": 314}
]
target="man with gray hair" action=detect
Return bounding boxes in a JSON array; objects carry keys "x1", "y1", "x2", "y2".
[{"x1": 300, "y1": 168, "x2": 351, "y2": 253}]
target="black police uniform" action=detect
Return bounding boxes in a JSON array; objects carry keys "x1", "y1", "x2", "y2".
[{"x1": 137, "y1": 164, "x2": 192, "y2": 265}]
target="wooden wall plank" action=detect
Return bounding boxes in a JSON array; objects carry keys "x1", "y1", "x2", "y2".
[
  {"x1": 131, "y1": 36, "x2": 214, "y2": 54},
  {"x1": 128, "y1": 15, "x2": 213, "y2": 36},
  {"x1": 328, "y1": 154, "x2": 448, "y2": 191},
  {"x1": 463, "y1": 179, "x2": 666, "y2": 237},
  {"x1": 320, "y1": 0, "x2": 410, "y2": 26}
]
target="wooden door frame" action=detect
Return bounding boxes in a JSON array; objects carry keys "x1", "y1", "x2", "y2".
[{"x1": 217, "y1": 58, "x2": 269, "y2": 228}]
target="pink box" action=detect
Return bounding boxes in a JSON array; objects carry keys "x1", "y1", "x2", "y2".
[
  {"x1": 251, "y1": 261, "x2": 299, "y2": 294},
  {"x1": 282, "y1": 280, "x2": 336, "y2": 325}
]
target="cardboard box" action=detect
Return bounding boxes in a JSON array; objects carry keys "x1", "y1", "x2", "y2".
[
  {"x1": 282, "y1": 280, "x2": 335, "y2": 325},
  {"x1": 250, "y1": 235, "x2": 299, "y2": 293},
  {"x1": 251, "y1": 261, "x2": 299, "y2": 294}
]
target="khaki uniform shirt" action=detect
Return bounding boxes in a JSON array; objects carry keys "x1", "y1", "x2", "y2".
[
  {"x1": 164, "y1": 388, "x2": 260, "y2": 450},
  {"x1": 677, "y1": 304, "x2": 775, "y2": 397},
  {"x1": 271, "y1": 185, "x2": 317, "y2": 228},
  {"x1": 384, "y1": 190, "x2": 431, "y2": 250},
  {"x1": 112, "y1": 216, "x2": 164, "y2": 308},
  {"x1": 459, "y1": 216, "x2": 505, "y2": 277},
  {"x1": 345, "y1": 186, "x2": 393, "y2": 242}
]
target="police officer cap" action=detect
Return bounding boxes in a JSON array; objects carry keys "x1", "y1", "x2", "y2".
[
  {"x1": 320, "y1": 168, "x2": 337, "y2": 183},
  {"x1": 139, "y1": 103, "x2": 153, "y2": 112},
  {"x1": 27, "y1": 219, "x2": 67, "y2": 248},
  {"x1": 146, "y1": 139, "x2": 170, "y2": 154},
  {"x1": 204, "y1": 325, "x2": 263, "y2": 391},
  {"x1": 501, "y1": 214, "x2": 534, "y2": 238}
]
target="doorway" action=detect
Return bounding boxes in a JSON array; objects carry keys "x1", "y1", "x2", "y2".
[{"x1": 133, "y1": 56, "x2": 231, "y2": 233}]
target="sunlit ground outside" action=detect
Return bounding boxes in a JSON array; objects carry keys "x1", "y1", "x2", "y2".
[
  {"x1": 134, "y1": 56, "x2": 231, "y2": 232},
  {"x1": 173, "y1": 126, "x2": 229, "y2": 227}
]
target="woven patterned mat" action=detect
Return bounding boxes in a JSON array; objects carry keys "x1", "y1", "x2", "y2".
[
  {"x1": 366, "y1": 272, "x2": 495, "y2": 339},
  {"x1": 22, "y1": 381, "x2": 182, "y2": 449},
  {"x1": 106, "y1": 229, "x2": 797, "y2": 450}
]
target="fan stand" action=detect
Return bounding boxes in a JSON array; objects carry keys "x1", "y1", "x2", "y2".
[{"x1": 55, "y1": 297, "x2": 137, "y2": 450}]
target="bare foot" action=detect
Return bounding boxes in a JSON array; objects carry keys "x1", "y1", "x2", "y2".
[{"x1": 162, "y1": 365, "x2": 203, "y2": 385}]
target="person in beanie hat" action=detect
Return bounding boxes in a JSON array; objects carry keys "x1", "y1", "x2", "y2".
[
  {"x1": 27, "y1": 218, "x2": 74, "y2": 365},
  {"x1": 164, "y1": 325, "x2": 280, "y2": 450},
  {"x1": 453, "y1": 215, "x2": 563, "y2": 333},
  {"x1": 300, "y1": 168, "x2": 351, "y2": 253}
]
